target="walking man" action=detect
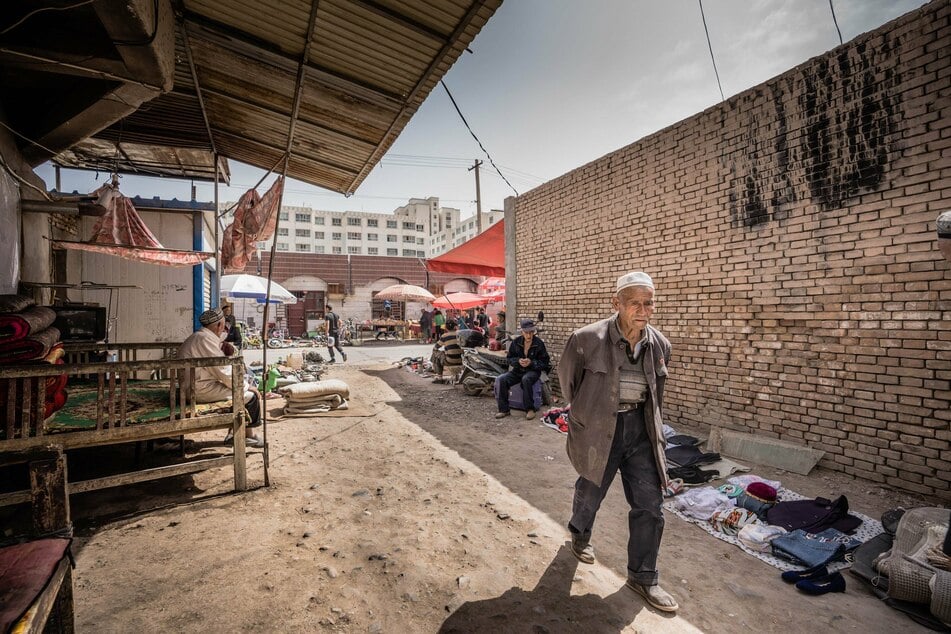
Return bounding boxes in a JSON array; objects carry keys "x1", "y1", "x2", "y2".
[
  {"x1": 558, "y1": 271, "x2": 678, "y2": 612},
  {"x1": 324, "y1": 305, "x2": 347, "y2": 363}
]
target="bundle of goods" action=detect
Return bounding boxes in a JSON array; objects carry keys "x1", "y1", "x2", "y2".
[
  {"x1": 0, "y1": 295, "x2": 68, "y2": 422},
  {"x1": 279, "y1": 379, "x2": 350, "y2": 415}
]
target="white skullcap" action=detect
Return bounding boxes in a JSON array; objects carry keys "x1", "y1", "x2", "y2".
[{"x1": 616, "y1": 271, "x2": 654, "y2": 293}]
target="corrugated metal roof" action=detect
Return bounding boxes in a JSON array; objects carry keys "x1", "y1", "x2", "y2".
[{"x1": 54, "y1": 0, "x2": 502, "y2": 193}]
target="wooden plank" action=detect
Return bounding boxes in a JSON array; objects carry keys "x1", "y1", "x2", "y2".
[
  {"x1": 108, "y1": 368, "x2": 117, "y2": 429},
  {"x1": 28, "y1": 450, "x2": 70, "y2": 534},
  {"x1": 119, "y1": 372, "x2": 128, "y2": 424},
  {"x1": 169, "y1": 368, "x2": 176, "y2": 422},
  {"x1": 68, "y1": 456, "x2": 236, "y2": 493},
  {"x1": 21, "y1": 379, "x2": 32, "y2": 437},
  {"x1": 96, "y1": 374, "x2": 104, "y2": 431},
  {"x1": 231, "y1": 358, "x2": 247, "y2": 491},
  {"x1": 6, "y1": 379, "x2": 15, "y2": 439},
  {"x1": 0, "y1": 414, "x2": 236, "y2": 452},
  {"x1": 35, "y1": 377, "x2": 46, "y2": 437},
  {"x1": 12, "y1": 556, "x2": 72, "y2": 634}
]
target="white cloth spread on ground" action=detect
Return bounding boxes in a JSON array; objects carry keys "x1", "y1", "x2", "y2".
[
  {"x1": 280, "y1": 379, "x2": 350, "y2": 415},
  {"x1": 664, "y1": 484, "x2": 883, "y2": 572}
]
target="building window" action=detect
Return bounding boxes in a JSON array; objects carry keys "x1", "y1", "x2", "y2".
[
  {"x1": 332, "y1": 232, "x2": 341, "y2": 240},
  {"x1": 347, "y1": 217, "x2": 361, "y2": 226},
  {"x1": 367, "y1": 233, "x2": 378, "y2": 241},
  {"x1": 403, "y1": 235, "x2": 415, "y2": 243},
  {"x1": 296, "y1": 243, "x2": 311, "y2": 252},
  {"x1": 277, "y1": 228, "x2": 288, "y2": 236},
  {"x1": 402, "y1": 249, "x2": 415, "y2": 256},
  {"x1": 276, "y1": 242, "x2": 288, "y2": 251},
  {"x1": 416, "y1": 237, "x2": 424, "y2": 245},
  {"x1": 315, "y1": 245, "x2": 325, "y2": 253},
  {"x1": 417, "y1": 250, "x2": 426, "y2": 257},
  {"x1": 402, "y1": 221, "x2": 415, "y2": 230},
  {"x1": 416, "y1": 224, "x2": 424, "y2": 231},
  {"x1": 386, "y1": 220, "x2": 397, "y2": 229},
  {"x1": 387, "y1": 248, "x2": 398, "y2": 256},
  {"x1": 315, "y1": 231, "x2": 325, "y2": 239},
  {"x1": 332, "y1": 218, "x2": 342, "y2": 226},
  {"x1": 348, "y1": 246, "x2": 361, "y2": 254},
  {"x1": 315, "y1": 217, "x2": 324, "y2": 225},
  {"x1": 332, "y1": 246, "x2": 342, "y2": 254},
  {"x1": 347, "y1": 232, "x2": 361, "y2": 240},
  {"x1": 295, "y1": 213, "x2": 311, "y2": 223},
  {"x1": 295, "y1": 229, "x2": 310, "y2": 237},
  {"x1": 387, "y1": 235, "x2": 397, "y2": 243},
  {"x1": 367, "y1": 247, "x2": 378, "y2": 255},
  {"x1": 279, "y1": 212, "x2": 288, "y2": 221},
  {"x1": 367, "y1": 219, "x2": 378, "y2": 227}
]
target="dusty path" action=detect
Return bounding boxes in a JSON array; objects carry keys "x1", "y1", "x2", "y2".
[{"x1": 26, "y1": 353, "x2": 932, "y2": 633}]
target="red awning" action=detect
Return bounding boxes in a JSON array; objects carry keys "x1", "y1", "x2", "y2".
[{"x1": 426, "y1": 220, "x2": 504, "y2": 277}]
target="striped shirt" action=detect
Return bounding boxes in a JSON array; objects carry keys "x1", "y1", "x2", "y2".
[
  {"x1": 617, "y1": 326, "x2": 649, "y2": 406},
  {"x1": 438, "y1": 331, "x2": 462, "y2": 366}
]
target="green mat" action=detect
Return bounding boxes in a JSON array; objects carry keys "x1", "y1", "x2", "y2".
[{"x1": 47, "y1": 381, "x2": 232, "y2": 431}]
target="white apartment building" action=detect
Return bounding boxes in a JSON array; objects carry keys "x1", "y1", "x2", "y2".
[{"x1": 246, "y1": 196, "x2": 502, "y2": 257}]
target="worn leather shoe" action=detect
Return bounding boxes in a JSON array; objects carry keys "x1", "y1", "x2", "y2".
[
  {"x1": 571, "y1": 539, "x2": 595, "y2": 564},
  {"x1": 495, "y1": 411, "x2": 511, "y2": 419},
  {"x1": 626, "y1": 580, "x2": 679, "y2": 612},
  {"x1": 525, "y1": 409, "x2": 536, "y2": 419}
]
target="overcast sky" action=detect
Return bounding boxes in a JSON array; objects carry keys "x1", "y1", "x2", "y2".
[{"x1": 37, "y1": 0, "x2": 928, "y2": 217}]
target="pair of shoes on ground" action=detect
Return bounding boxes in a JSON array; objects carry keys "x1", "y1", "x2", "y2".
[
  {"x1": 625, "y1": 580, "x2": 679, "y2": 612},
  {"x1": 495, "y1": 409, "x2": 536, "y2": 420},
  {"x1": 224, "y1": 433, "x2": 265, "y2": 449},
  {"x1": 781, "y1": 566, "x2": 846, "y2": 595}
]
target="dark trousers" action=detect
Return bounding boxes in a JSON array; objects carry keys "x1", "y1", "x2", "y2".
[
  {"x1": 327, "y1": 330, "x2": 345, "y2": 360},
  {"x1": 568, "y1": 409, "x2": 664, "y2": 585},
  {"x1": 245, "y1": 392, "x2": 261, "y2": 428},
  {"x1": 496, "y1": 370, "x2": 540, "y2": 412}
]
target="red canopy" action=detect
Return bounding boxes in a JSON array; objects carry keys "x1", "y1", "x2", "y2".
[
  {"x1": 431, "y1": 292, "x2": 492, "y2": 310},
  {"x1": 426, "y1": 219, "x2": 504, "y2": 277}
]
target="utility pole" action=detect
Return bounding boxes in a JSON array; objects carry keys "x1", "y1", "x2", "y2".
[{"x1": 469, "y1": 159, "x2": 483, "y2": 234}]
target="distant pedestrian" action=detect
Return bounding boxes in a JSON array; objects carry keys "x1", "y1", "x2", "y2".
[
  {"x1": 433, "y1": 309, "x2": 445, "y2": 338},
  {"x1": 419, "y1": 308, "x2": 432, "y2": 343},
  {"x1": 324, "y1": 305, "x2": 347, "y2": 363}
]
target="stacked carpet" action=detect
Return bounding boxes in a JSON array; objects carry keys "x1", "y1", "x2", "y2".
[
  {"x1": 0, "y1": 295, "x2": 68, "y2": 423},
  {"x1": 279, "y1": 379, "x2": 350, "y2": 415}
]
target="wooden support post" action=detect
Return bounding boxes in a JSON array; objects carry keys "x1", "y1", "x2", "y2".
[{"x1": 27, "y1": 449, "x2": 71, "y2": 536}]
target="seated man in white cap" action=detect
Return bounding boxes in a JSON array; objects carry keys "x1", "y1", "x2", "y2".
[
  {"x1": 178, "y1": 307, "x2": 264, "y2": 448},
  {"x1": 558, "y1": 271, "x2": 679, "y2": 612}
]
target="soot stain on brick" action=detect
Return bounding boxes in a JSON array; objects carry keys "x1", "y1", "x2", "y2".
[{"x1": 799, "y1": 37, "x2": 900, "y2": 211}]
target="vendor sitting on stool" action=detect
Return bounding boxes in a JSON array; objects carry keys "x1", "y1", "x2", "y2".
[{"x1": 495, "y1": 318, "x2": 551, "y2": 420}]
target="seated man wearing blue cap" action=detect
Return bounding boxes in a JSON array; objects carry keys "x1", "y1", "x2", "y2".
[
  {"x1": 495, "y1": 318, "x2": 551, "y2": 420},
  {"x1": 178, "y1": 307, "x2": 264, "y2": 448},
  {"x1": 558, "y1": 271, "x2": 678, "y2": 612}
]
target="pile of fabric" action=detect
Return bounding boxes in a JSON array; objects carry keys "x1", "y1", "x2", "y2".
[
  {"x1": 279, "y1": 379, "x2": 349, "y2": 415},
  {"x1": 0, "y1": 295, "x2": 68, "y2": 420}
]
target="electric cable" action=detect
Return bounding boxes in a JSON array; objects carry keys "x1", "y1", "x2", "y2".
[
  {"x1": 440, "y1": 80, "x2": 519, "y2": 196},
  {"x1": 1, "y1": 0, "x2": 94, "y2": 36},
  {"x1": 829, "y1": 0, "x2": 844, "y2": 45},
  {"x1": 698, "y1": 0, "x2": 725, "y2": 102}
]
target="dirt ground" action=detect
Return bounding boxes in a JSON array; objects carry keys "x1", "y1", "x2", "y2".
[{"x1": 12, "y1": 352, "x2": 939, "y2": 633}]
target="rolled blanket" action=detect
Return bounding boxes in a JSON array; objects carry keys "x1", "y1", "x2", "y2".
[
  {"x1": 0, "y1": 294, "x2": 35, "y2": 314},
  {"x1": 0, "y1": 306, "x2": 57, "y2": 341},
  {"x1": 0, "y1": 327, "x2": 60, "y2": 363},
  {"x1": 279, "y1": 379, "x2": 350, "y2": 400}
]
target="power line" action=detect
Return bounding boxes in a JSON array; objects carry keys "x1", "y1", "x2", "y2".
[
  {"x1": 440, "y1": 80, "x2": 519, "y2": 197},
  {"x1": 698, "y1": 0, "x2": 725, "y2": 102},
  {"x1": 829, "y1": 0, "x2": 843, "y2": 45}
]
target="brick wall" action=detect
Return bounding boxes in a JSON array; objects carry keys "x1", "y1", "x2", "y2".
[{"x1": 515, "y1": 1, "x2": 951, "y2": 500}]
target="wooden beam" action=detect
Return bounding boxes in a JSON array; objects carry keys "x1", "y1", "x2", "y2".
[{"x1": 28, "y1": 450, "x2": 71, "y2": 535}]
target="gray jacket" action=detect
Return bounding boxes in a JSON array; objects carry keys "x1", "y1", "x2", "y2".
[{"x1": 558, "y1": 315, "x2": 671, "y2": 486}]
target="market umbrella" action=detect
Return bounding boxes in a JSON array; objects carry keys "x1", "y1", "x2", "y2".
[
  {"x1": 220, "y1": 274, "x2": 297, "y2": 304},
  {"x1": 431, "y1": 292, "x2": 492, "y2": 310},
  {"x1": 374, "y1": 283, "x2": 436, "y2": 303}
]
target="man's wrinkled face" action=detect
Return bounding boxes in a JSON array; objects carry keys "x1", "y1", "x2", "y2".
[{"x1": 612, "y1": 286, "x2": 655, "y2": 334}]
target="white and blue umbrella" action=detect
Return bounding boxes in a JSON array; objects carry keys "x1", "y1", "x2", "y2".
[{"x1": 220, "y1": 274, "x2": 297, "y2": 304}]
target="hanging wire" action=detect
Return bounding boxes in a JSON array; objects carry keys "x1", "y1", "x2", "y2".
[
  {"x1": 698, "y1": 0, "x2": 725, "y2": 102},
  {"x1": 829, "y1": 0, "x2": 844, "y2": 45},
  {"x1": 1, "y1": 0, "x2": 94, "y2": 35},
  {"x1": 440, "y1": 80, "x2": 519, "y2": 197}
]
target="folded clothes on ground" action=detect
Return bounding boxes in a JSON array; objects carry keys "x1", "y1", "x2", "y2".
[
  {"x1": 665, "y1": 444, "x2": 721, "y2": 467},
  {"x1": 668, "y1": 465, "x2": 718, "y2": 484},
  {"x1": 0, "y1": 306, "x2": 57, "y2": 341},
  {"x1": 766, "y1": 495, "x2": 863, "y2": 534}
]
